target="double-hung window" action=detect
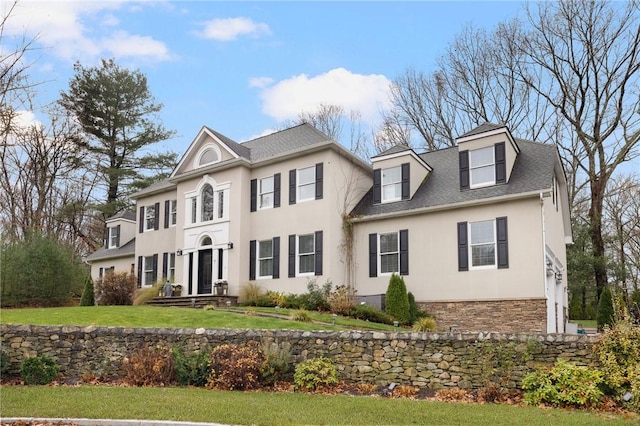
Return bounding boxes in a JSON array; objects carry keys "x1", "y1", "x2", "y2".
[
  {"x1": 258, "y1": 240, "x2": 274, "y2": 278},
  {"x1": 108, "y1": 226, "x2": 119, "y2": 248},
  {"x1": 259, "y1": 176, "x2": 274, "y2": 209},
  {"x1": 169, "y1": 200, "x2": 177, "y2": 226},
  {"x1": 469, "y1": 220, "x2": 496, "y2": 268},
  {"x1": 168, "y1": 253, "x2": 176, "y2": 282},
  {"x1": 379, "y1": 232, "x2": 399, "y2": 274},
  {"x1": 297, "y1": 166, "x2": 316, "y2": 202},
  {"x1": 382, "y1": 166, "x2": 402, "y2": 202},
  {"x1": 144, "y1": 255, "x2": 155, "y2": 285},
  {"x1": 144, "y1": 206, "x2": 156, "y2": 231},
  {"x1": 297, "y1": 234, "x2": 315, "y2": 275},
  {"x1": 469, "y1": 147, "x2": 495, "y2": 188}
]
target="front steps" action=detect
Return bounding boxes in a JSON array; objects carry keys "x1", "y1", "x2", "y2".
[{"x1": 146, "y1": 295, "x2": 238, "y2": 309}]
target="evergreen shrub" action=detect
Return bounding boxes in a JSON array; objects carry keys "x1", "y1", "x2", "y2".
[
  {"x1": 293, "y1": 357, "x2": 338, "y2": 391},
  {"x1": 385, "y1": 274, "x2": 410, "y2": 324},
  {"x1": 20, "y1": 355, "x2": 60, "y2": 385}
]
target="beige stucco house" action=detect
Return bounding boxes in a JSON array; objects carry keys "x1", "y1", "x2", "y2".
[{"x1": 87, "y1": 122, "x2": 572, "y2": 333}]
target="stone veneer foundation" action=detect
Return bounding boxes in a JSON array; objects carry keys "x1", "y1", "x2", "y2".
[{"x1": 418, "y1": 299, "x2": 548, "y2": 333}]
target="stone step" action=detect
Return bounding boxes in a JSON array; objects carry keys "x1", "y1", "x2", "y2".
[{"x1": 146, "y1": 295, "x2": 238, "y2": 309}]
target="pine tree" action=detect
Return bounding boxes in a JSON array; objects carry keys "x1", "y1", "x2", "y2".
[
  {"x1": 80, "y1": 275, "x2": 95, "y2": 306},
  {"x1": 385, "y1": 274, "x2": 410, "y2": 325}
]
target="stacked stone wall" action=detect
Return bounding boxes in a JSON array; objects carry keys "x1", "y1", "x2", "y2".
[{"x1": 1, "y1": 324, "x2": 598, "y2": 390}]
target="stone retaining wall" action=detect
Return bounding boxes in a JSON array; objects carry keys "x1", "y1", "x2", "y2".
[{"x1": 0, "y1": 324, "x2": 599, "y2": 390}]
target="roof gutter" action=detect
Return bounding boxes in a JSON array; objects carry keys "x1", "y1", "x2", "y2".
[{"x1": 351, "y1": 189, "x2": 550, "y2": 223}]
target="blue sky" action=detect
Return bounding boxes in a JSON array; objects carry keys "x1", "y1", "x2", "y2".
[{"x1": 4, "y1": 1, "x2": 525, "y2": 155}]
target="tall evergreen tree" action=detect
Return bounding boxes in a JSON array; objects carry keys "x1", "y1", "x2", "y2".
[
  {"x1": 385, "y1": 274, "x2": 410, "y2": 325},
  {"x1": 59, "y1": 58, "x2": 177, "y2": 218}
]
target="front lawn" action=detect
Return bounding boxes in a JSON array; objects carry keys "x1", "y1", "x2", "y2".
[
  {"x1": 0, "y1": 305, "x2": 397, "y2": 331},
  {"x1": 1, "y1": 385, "x2": 635, "y2": 426}
]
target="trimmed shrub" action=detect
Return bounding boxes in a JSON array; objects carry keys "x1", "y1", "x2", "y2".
[
  {"x1": 207, "y1": 342, "x2": 264, "y2": 390},
  {"x1": 94, "y1": 271, "x2": 136, "y2": 305},
  {"x1": 385, "y1": 274, "x2": 410, "y2": 324},
  {"x1": 302, "y1": 278, "x2": 332, "y2": 311},
  {"x1": 1, "y1": 231, "x2": 87, "y2": 307},
  {"x1": 413, "y1": 316, "x2": 437, "y2": 332},
  {"x1": 407, "y1": 292, "x2": 419, "y2": 325},
  {"x1": 281, "y1": 293, "x2": 304, "y2": 309},
  {"x1": 294, "y1": 357, "x2": 338, "y2": 392},
  {"x1": 260, "y1": 341, "x2": 293, "y2": 386},
  {"x1": 123, "y1": 346, "x2": 175, "y2": 386},
  {"x1": 597, "y1": 285, "x2": 614, "y2": 331},
  {"x1": 20, "y1": 355, "x2": 59, "y2": 385},
  {"x1": 522, "y1": 359, "x2": 603, "y2": 408},
  {"x1": 79, "y1": 275, "x2": 95, "y2": 306},
  {"x1": 173, "y1": 347, "x2": 210, "y2": 387},
  {"x1": 352, "y1": 303, "x2": 393, "y2": 325}
]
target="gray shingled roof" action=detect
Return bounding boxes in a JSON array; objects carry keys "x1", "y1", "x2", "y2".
[
  {"x1": 86, "y1": 238, "x2": 136, "y2": 262},
  {"x1": 351, "y1": 139, "x2": 556, "y2": 217},
  {"x1": 241, "y1": 123, "x2": 330, "y2": 162},
  {"x1": 458, "y1": 122, "x2": 507, "y2": 139},
  {"x1": 107, "y1": 210, "x2": 136, "y2": 222},
  {"x1": 204, "y1": 126, "x2": 251, "y2": 159},
  {"x1": 372, "y1": 144, "x2": 412, "y2": 158}
]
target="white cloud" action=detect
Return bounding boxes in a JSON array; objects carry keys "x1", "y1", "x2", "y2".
[
  {"x1": 197, "y1": 17, "x2": 271, "y2": 41},
  {"x1": 3, "y1": 0, "x2": 171, "y2": 63},
  {"x1": 258, "y1": 68, "x2": 393, "y2": 125},
  {"x1": 248, "y1": 77, "x2": 274, "y2": 88}
]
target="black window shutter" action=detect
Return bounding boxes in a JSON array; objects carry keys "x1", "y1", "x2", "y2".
[
  {"x1": 401, "y1": 163, "x2": 410, "y2": 200},
  {"x1": 289, "y1": 169, "x2": 296, "y2": 205},
  {"x1": 369, "y1": 233, "x2": 378, "y2": 277},
  {"x1": 164, "y1": 200, "x2": 170, "y2": 228},
  {"x1": 373, "y1": 169, "x2": 381, "y2": 204},
  {"x1": 188, "y1": 253, "x2": 193, "y2": 295},
  {"x1": 154, "y1": 202, "x2": 160, "y2": 230},
  {"x1": 139, "y1": 207, "x2": 144, "y2": 233},
  {"x1": 315, "y1": 163, "x2": 323, "y2": 200},
  {"x1": 288, "y1": 234, "x2": 296, "y2": 277},
  {"x1": 137, "y1": 256, "x2": 143, "y2": 287},
  {"x1": 314, "y1": 230, "x2": 323, "y2": 276},
  {"x1": 457, "y1": 222, "x2": 469, "y2": 271},
  {"x1": 152, "y1": 253, "x2": 158, "y2": 283},
  {"x1": 399, "y1": 229, "x2": 409, "y2": 275},
  {"x1": 218, "y1": 249, "x2": 223, "y2": 280},
  {"x1": 104, "y1": 227, "x2": 109, "y2": 248},
  {"x1": 273, "y1": 237, "x2": 280, "y2": 279},
  {"x1": 496, "y1": 217, "x2": 509, "y2": 269},
  {"x1": 115, "y1": 225, "x2": 120, "y2": 247},
  {"x1": 162, "y1": 252, "x2": 168, "y2": 279},
  {"x1": 274, "y1": 173, "x2": 281, "y2": 208},
  {"x1": 495, "y1": 142, "x2": 506, "y2": 184},
  {"x1": 459, "y1": 151, "x2": 470, "y2": 190},
  {"x1": 99, "y1": 267, "x2": 104, "y2": 278},
  {"x1": 250, "y1": 179, "x2": 257, "y2": 212},
  {"x1": 249, "y1": 240, "x2": 256, "y2": 280}
]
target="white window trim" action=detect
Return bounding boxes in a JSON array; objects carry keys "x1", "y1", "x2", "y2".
[
  {"x1": 169, "y1": 200, "x2": 177, "y2": 226},
  {"x1": 195, "y1": 144, "x2": 222, "y2": 168},
  {"x1": 108, "y1": 226, "x2": 118, "y2": 249},
  {"x1": 468, "y1": 220, "x2": 497, "y2": 270},
  {"x1": 378, "y1": 232, "x2": 399, "y2": 275},
  {"x1": 297, "y1": 166, "x2": 315, "y2": 203},
  {"x1": 469, "y1": 146, "x2": 495, "y2": 189},
  {"x1": 143, "y1": 205, "x2": 155, "y2": 232},
  {"x1": 184, "y1": 179, "x2": 230, "y2": 226},
  {"x1": 296, "y1": 233, "x2": 315, "y2": 276},
  {"x1": 381, "y1": 166, "x2": 402, "y2": 203},
  {"x1": 143, "y1": 256, "x2": 154, "y2": 286},
  {"x1": 258, "y1": 176, "x2": 274, "y2": 210},
  {"x1": 257, "y1": 239, "x2": 273, "y2": 279},
  {"x1": 168, "y1": 253, "x2": 176, "y2": 282}
]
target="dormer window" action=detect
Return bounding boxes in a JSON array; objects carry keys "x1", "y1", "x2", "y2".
[
  {"x1": 469, "y1": 147, "x2": 495, "y2": 188},
  {"x1": 382, "y1": 166, "x2": 402, "y2": 202}
]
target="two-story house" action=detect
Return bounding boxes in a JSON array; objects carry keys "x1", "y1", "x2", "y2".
[{"x1": 87, "y1": 122, "x2": 572, "y2": 333}]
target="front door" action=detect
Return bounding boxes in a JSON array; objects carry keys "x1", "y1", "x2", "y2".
[{"x1": 198, "y1": 249, "x2": 213, "y2": 294}]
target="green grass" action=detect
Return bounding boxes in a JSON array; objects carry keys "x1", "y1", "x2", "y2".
[
  {"x1": 1, "y1": 386, "x2": 635, "y2": 426},
  {"x1": 0, "y1": 305, "x2": 397, "y2": 331},
  {"x1": 574, "y1": 319, "x2": 597, "y2": 328}
]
